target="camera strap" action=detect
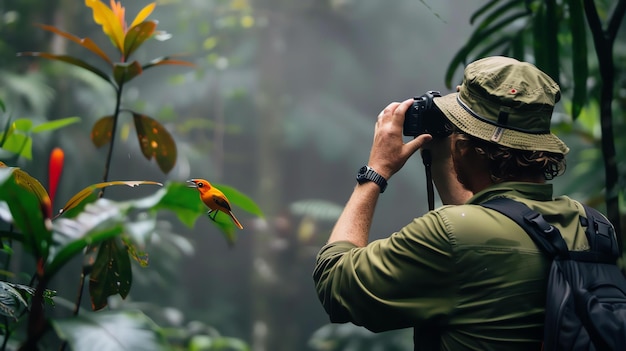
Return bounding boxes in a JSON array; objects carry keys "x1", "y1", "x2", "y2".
[
  {"x1": 421, "y1": 149, "x2": 435, "y2": 211},
  {"x1": 413, "y1": 148, "x2": 441, "y2": 351}
]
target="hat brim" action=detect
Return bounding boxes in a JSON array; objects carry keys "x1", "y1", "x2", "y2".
[{"x1": 433, "y1": 93, "x2": 569, "y2": 155}]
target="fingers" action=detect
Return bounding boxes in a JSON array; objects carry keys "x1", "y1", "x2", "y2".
[{"x1": 377, "y1": 98, "x2": 413, "y2": 122}]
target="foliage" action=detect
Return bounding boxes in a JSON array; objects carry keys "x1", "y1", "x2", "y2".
[
  {"x1": 0, "y1": 0, "x2": 262, "y2": 349},
  {"x1": 18, "y1": 0, "x2": 194, "y2": 175},
  {"x1": 444, "y1": 0, "x2": 626, "y2": 244}
]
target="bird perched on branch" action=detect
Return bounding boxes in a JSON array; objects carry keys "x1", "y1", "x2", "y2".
[{"x1": 187, "y1": 179, "x2": 243, "y2": 229}]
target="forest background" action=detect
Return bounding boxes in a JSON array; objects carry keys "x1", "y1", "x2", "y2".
[{"x1": 0, "y1": 0, "x2": 624, "y2": 350}]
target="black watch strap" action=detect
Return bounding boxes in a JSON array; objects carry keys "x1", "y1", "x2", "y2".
[{"x1": 356, "y1": 166, "x2": 388, "y2": 193}]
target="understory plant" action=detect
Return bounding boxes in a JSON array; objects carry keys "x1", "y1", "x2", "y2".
[{"x1": 0, "y1": 1, "x2": 262, "y2": 350}]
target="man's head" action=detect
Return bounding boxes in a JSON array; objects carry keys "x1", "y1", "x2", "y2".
[
  {"x1": 432, "y1": 56, "x2": 568, "y2": 185},
  {"x1": 433, "y1": 56, "x2": 569, "y2": 155}
]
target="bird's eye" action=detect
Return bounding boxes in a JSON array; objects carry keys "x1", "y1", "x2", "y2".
[{"x1": 197, "y1": 183, "x2": 203, "y2": 187}]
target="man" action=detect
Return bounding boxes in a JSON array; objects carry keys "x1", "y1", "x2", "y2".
[{"x1": 313, "y1": 56, "x2": 589, "y2": 350}]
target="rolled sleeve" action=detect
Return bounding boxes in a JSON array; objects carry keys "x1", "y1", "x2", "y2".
[{"x1": 313, "y1": 211, "x2": 459, "y2": 332}]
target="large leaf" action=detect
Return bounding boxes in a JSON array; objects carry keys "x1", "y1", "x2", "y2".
[
  {"x1": 214, "y1": 184, "x2": 264, "y2": 218},
  {"x1": 0, "y1": 281, "x2": 29, "y2": 320},
  {"x1": 56, "y1": 180, "x2": 162, "y2": 219},
  {"x1": 91, "y1": 116, "x2": 115, "y2": 148},
  {"x1": 124, "y1": 21, "x2": 157, "y2": 59},
  {"x1": 48, "y1": 199, "x2": 129, "y2": 278},
  {"x1": 88, "y1": 237, "x2": 131, "y2": 311},
  {"x1": 568, "y1": 0, "x2": 588, "y2": 119},
  {"x1": 113, "y1": 61, "x2": 143, "y2": 86},
  {"x1": 35, "y1": 24, "x2": 113, "y2": 66},
  {"x1": 132, "y1": 112, "x2": 177, "y2": 173},
  {"x1": 0, "y1": 167, "x2": 52, "y2": 259},
  {"x1": 0, "y1": 128, "x2": 32, "y2": 159},
  {"x1": 51, "y1": 309, "x2": 170, "y2": 351},
  {"x1": 0, "y1": 117, "x2": 79, "y2": 159},
  {"x1": 17, "y1": 52, "x2": 114, "y2": 87},
  {"x1": 134, "y1": 182, "x2": 205, "y2": 228},
  {"x1": 445, "y1": 4, "x2": 530, "y2": 87}
]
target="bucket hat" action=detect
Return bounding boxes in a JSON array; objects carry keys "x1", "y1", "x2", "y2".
[{"x1": 433, "y1": 56, "x2": 569, "y2": 154}]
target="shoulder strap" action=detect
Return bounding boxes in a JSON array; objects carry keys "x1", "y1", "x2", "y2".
[
  {"x1": 579, "y1": 204, "x2": 619, "y2": 262},
  {"x1": 482, "y1": 197, "x2": 619, "y2": 263},
  {"x1": 481, "y1": 197, "x2": 569, "y2": 259}
]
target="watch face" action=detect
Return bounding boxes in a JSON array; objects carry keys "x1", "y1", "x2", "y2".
[{"x1": 358, "y1": 166, "x2": 368, "y2": 175}]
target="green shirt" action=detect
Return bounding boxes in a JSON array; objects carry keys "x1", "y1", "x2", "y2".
[{"x1": 313, "y1": 182, "x2": 591, "y2": 351}]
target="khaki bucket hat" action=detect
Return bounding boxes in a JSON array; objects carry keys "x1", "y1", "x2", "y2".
[{"x1": 433, "y1": 56, "x2": 569, "y2": 154}]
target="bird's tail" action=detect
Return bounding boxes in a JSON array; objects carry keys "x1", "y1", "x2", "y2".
[{"x1": 229, "y1": 211, "x2": 244, "y2": 229}]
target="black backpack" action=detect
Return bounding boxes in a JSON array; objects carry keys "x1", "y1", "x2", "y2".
[{"x1": 482, "y1": 197, "x2": 626, "y2": 351}]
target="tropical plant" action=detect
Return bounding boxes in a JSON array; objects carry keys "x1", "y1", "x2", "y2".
[
  {"x1": 444, "y1": 0, "x2": 626, "y2": 248},
  {"x1": 0, "y1": 0, "x2": 263, "y2": 349}
]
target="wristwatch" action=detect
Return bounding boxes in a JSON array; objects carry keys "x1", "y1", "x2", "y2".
[{"x1": 356, "y1": 165, "x2": 387, "y2": 193}]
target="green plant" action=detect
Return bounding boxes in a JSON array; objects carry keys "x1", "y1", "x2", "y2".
[
  {"x1": 444, "y1": 0, "x2": 626, "y2": 247},
  {"x1": 0, "y1": 1, "x2": 263, "y2": 349}
]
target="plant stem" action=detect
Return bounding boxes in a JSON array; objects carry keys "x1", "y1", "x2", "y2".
[{"x1": 101, "y1": 82, "x2": 125, "y2": 186}]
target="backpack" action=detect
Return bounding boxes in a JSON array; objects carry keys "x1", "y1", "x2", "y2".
[{"x1": 482, "y1": 197, "x2": 626, "y2": 351}]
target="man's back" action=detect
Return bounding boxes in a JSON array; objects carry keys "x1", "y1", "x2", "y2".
[{"x1": 314, "y1": 183, "x2": 590, "y2": 350}]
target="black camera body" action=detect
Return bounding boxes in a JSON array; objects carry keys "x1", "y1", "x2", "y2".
[{"x1": 403, "y1": 90, "x2": 452, "y2": 138}]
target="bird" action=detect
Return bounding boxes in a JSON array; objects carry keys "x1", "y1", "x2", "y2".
[{"x1": 187, "y1": 179, "x2": 243, "y2": 229}]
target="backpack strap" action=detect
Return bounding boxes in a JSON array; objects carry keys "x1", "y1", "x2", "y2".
[
  {"x1": 481, "y1": 197, "x2": 569, "y2": 259},
  {"x1": 577, "y1": 204, "x2": 619, "y2": 263}
]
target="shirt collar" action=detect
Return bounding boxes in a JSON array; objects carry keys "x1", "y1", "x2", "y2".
[{"x1": 467, "y1": 181, "x2": 554, "y2": 204}]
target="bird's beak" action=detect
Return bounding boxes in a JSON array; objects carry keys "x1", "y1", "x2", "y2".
[{"x1": 186, "y1": 179, "x2": 198, "y2": 188}]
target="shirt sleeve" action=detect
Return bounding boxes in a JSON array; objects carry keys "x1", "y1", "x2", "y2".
[{"x1": 312, "y1": 210, "x2": 459, "y2": 332}]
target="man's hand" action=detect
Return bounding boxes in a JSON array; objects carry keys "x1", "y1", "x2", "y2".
[{"x1": 368, "y1": 99, "x2": 432, "y2": 180}]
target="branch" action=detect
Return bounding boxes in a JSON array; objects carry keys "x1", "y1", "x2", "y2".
[{"x1": 607, "y1": 0, "x2": 626, "y2": 42}]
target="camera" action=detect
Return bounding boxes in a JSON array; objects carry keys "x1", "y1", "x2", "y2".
[{"x1": 403, "y1": 90, "x2": 452, "y2": 138}]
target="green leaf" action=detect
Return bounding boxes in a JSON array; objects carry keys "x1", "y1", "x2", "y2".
[
  {"x1": 189, "y1": 335, "x2": 250, "y2": 351},
  {"x1": 12, "y1": 119, "x2": 33, "y2": 132},
  {"x1": 132, "y1": 112, "x2": 177, "y2": 173},
  {"x1": 88, "y1": 237, "x2": 132, "y2": 311},
  {"x1": 90, "y1": 116, "x2": 115, "y2": 148},
  {"x1": 568, "y1": 0, "x2": 588, "y2": 119},
  {"x1": 51, "y1": 310, "x2": 170, "y2": 351},
  {"x1": 214, "y1": 184, "x2": 264, "y2": 218},
  {"x1": 17, "y1": 52, "x2": 114, "y2": 87},
  {"x1": 0, "y1": 167, "x2": 52, "y2": 259},
  {"x1": 445, "y1": 8, "x2": 531, "y2": 87},
  {"x1": 48, "y1": 199, "x2": 129, "y2": 278},
  {"x1": 0, "y1": 132, "x2": 32, "y2": 159},
  {"x1": 0, "y1": 281, "x2": 29, "y2": 320},
  {"x1": 543, "y1": 0, "x2": 560, "y2": 84},
  {"x1": 134, "y1": 182, "x2": 205, "y2": 228},
  {"x1": 5, "y1": 282, "x2": 56, "y2": 306},
  {"x1": 124, "y1": 21, "x2": 157, "y2": 59},
  {"x1": 113, "y1": 61, "x2": 143, "y2": 86},
  {"x1": 289, "y1": 199, "x2": 343, "y2": 221},
  {"x1": 31, "y1": 116, "x2": 81, "y2": 133}
]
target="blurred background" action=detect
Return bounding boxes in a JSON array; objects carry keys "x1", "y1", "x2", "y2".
[{"x1": 1, "y1": 0, "x2": 620, "y2": 350}]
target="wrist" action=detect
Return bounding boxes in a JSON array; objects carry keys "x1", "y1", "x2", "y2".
[{"x1": 356, "y1": 165, "x2": 388, "y2": 193}]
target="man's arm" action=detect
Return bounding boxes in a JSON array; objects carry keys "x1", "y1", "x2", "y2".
[{"x1": 327, "y1": 99, "x2": 431, "y2": 246}]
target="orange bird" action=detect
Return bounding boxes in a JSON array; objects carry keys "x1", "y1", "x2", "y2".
[{"x1": 187, "y1": 179, "x2": 243, "y2": 229}]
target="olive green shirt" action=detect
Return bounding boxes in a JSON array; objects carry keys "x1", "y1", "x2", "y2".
[{"x1": 313, "y1": 182, "x2": 591, "y2": 351}]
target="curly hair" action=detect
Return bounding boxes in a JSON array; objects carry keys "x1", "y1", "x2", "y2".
[{"x1": 455, "y1": 131, "x2": 566, "y2": 182}]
